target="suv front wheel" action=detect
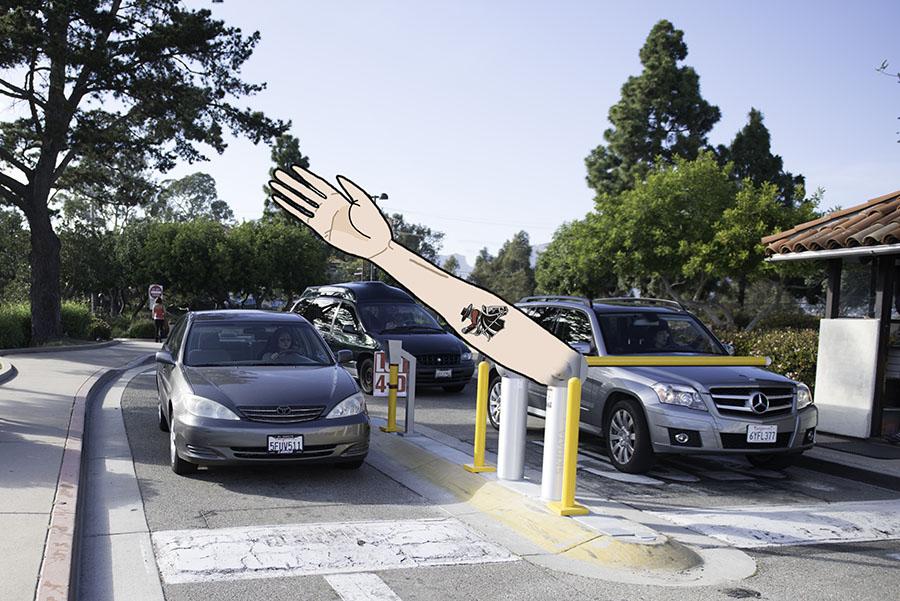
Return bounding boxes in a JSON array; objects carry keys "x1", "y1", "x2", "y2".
[
  {"x1": 487, "y1": 373, "x2": 502, "y2": 430},
  {"x1": 605, "y1": 399, "x2": 654, "y2": 473}
]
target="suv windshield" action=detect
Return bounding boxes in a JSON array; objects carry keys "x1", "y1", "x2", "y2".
[
  {"x1": 184, "y1": 322, "x2": 334, "y2": 367},
  {"x1": 358, "y1": 302, "x2": 443, "y2": 334},
  {"x1": 596, "y1": 312, "x2": 724, "y2": 355}
]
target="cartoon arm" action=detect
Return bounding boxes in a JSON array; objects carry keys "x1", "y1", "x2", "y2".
[{"x1": 269, "y1": 165, "x2": 580, "y2": 385}]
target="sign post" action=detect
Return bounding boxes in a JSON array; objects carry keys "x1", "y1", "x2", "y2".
[
  {"x1": 148, "y1": 284, "x2": 164, "y2": 309},
  {"x1": 374, "y1": 343, "x2": 418, "y2": 435}
]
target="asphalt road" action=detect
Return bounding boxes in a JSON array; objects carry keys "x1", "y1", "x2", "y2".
[{"x1": 115, "y1": 370, "x2": 900, "y2": 601}]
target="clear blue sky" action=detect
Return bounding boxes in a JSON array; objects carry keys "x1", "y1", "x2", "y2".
[{"x1": 175, "y1": 0, "x2": 899, "y2": 264}]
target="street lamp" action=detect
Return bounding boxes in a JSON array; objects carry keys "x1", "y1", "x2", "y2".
[{"x1": 366, "y1": 193, "x2": 389, "y2": 280}]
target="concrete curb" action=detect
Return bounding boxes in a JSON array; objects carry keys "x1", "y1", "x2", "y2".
[
  {"x1": 0, "y1": 339, "x2": 121, "y2": 356},
  {"x1": 0, "y1": 359, "x2": 15, "y2": 384},
  {"x1": 34, "y1": 353, "x2": 154, "y2": 601},
  {"x1": 798, "y1": 452, "x2": 900, "y2": 492}
]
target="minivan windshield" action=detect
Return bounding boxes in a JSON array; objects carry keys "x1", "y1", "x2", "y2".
[
  {"x1": 596, "y1": 312, "x2": 724, "y2": 355},
  {"x1": 358, "y1": 302, "x2": 444, "y2": 334},
  {"x1": 184, "y1": 322, "x2": 334, "y2": 367}
]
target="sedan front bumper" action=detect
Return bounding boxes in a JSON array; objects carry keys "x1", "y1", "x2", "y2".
[{"x1": 172, "y1": 412, "x2": 370, "y2": 466}]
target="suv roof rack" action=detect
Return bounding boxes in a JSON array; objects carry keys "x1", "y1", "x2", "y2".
[
  {"x1": 518, "y1": 295, "x2": 591, "y2": 307},
  {"x1": 593, "y1": 297, "x2": 686, "y2": 311}
]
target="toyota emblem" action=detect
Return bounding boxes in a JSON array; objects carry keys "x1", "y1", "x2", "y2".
[
  {"x1": 749, "y1": 393, "x2": 769, "y2": 414},
  {"x1": 276, "y1": 406, "x2": 292, "y2": 416}
]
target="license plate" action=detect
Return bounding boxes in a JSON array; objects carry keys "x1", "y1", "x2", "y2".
[
  {"x1": 746, "y1": 425, "x2": 777, "y2": 443},
  {"x1": 267, "y1": 435, "x2": 303, "y2": 454},
  {"x1": 435, "y1": 368, "x2": 452, "y2": 378}
]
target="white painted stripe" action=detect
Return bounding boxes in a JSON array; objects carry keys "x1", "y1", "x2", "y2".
[
  {"x1": 646, "y1": 465, "x2": 701, "y2": 483},
  {"x1": 584, "y1": 466, "x2": 664, "y2": 486},
  {"x1": 326, "y1": 573, "x2": 402, "y2": 601},
  {"x1": 692, "y1": 470, "x2": 755, "y2": 482},
  {"x1": 152, "y1": 518, "x2": 517, "y2": 584},
  {"x1": 649, "y1": 499, "x2": 900, "y2": 548}
]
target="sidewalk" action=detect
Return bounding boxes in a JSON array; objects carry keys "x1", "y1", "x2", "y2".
[
  {"x1": 0, "y1": 341, "x2": 158, "y2": 601},
  {"x1": 802, "y1": 432, "x2": 900, "y2": 490}
]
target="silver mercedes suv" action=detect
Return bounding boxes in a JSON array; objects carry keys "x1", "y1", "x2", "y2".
[{"x1": 487, "y1": 296, "x2": 817, "y2": 474}]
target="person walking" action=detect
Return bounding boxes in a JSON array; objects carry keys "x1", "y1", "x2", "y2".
[{"x1": 152, "y1": 297, "x2": 167, "y2": 343}]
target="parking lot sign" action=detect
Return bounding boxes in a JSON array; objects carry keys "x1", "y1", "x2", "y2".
[
  {"x1": 373, "y1": 351, "x2": 409, "y2": 397},
  {"x1": 148, "y1": 284, "x2": 163, "y2": 308}
]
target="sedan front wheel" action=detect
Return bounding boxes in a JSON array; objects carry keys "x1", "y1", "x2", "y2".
[{"x1": 169, "y1": 420, "x2": 197, "y2": 475}]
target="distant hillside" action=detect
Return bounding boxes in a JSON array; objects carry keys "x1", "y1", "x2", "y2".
[{"x1": 436, "y1": 253, "x2": 473, "y2": 278}]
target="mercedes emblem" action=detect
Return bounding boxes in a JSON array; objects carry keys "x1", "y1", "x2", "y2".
[{"x1": 749, "y1": 393, "x2": 769, "y2": 414}]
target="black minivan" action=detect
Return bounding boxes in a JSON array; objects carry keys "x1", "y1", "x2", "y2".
[{"x1": 290, "y1": 282, "x2": 475, "y2": 394}]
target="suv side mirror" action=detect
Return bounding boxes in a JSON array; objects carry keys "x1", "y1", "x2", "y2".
[
  {"x1": 336, "y1": 350, "x2": 352, "y2": 364},
  {"x1": 723, "y1": 343, "x2": 735, "y2": 356},
  {"x1": 569, "y1": 341, "x2": 592, "y2": 355},
  {"x1": 341, "y1": 324, "x2": 360, "y2": 335},
  {"x1": 155, "y1": 350, "x2": 176, "y2": 365}
]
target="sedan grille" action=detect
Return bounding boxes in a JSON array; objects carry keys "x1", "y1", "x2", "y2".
[
  {"x1": 417, "y1": 353, "x2": 460, "y2": 366},
  {"x1": 709, "y1": 387, "x2": 794, "y2": 417},
  {"x1": 237, "y1": 405, "x2": 325, "y2": 423}
]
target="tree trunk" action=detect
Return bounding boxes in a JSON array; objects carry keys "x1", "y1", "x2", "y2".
[{"x1": 26, "y1": 203, "x2": 62, "y2": 344}]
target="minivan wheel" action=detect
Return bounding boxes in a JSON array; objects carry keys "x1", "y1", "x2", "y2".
[
  {"x1": 358, "y1": 357, "x2": 374, "y2": 395},
  {"x1": 487, "y1": 374, "x2": 502, "y2": 430},
  {"x1": 169, "y1": 422, "x2": 197, "y2": 475},
  {"x1": 746, "y1": 452, "x2": 800, "y2": 470},
  {"x1": 605, "y1": 399, "x2": 654, "y2": 473}
]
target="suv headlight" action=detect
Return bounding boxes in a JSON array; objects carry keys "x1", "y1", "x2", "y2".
[
  {"x1": 184, "y1": 395, "x2": 240, "y2": 420},
  {"x1": 461, "y1": 350, "x2": 473, "y2": 361},
  {"x1": 326, "y1": 392, "x2": 367, "y2": 419},
  {"x1": 796, "y1": 383, "x2": 814, "y2": 409},
  {"x1": 651, "y1": 383, "x2": 708, "y2": 411}
]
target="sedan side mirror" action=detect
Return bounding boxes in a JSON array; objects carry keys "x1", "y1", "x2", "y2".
[
  {"x1": 336, "y1": 349, "x2": 353, "y2": 364},
  {"x1": 155, "y1": 350, "x2": 176, "y2": 365}
]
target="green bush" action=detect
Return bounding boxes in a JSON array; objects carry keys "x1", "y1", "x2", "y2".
[
  {"x1": 89, "y1": 316, "x2": 112, "y2": 340},
  {"x1": 108, "y1": 315, "x2": 131, "y2": 338},
  {"x1": 0, "y1": 303, "x2": 30, "y2": 348},
  {"x1": 61, "y1": 302, "x2": 92, "y2": 339},
  {"x1": 716, "y1": 328, "x2": 819, "y2": 391},
  {"x1": 125, "y1": 319, "x2": 158, "y2": 339}
]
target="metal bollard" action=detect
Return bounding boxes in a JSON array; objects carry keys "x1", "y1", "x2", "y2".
[
  {"x1": 548, "y1": 377, "x2": 588, "y2": 516},
  {"x1": 497, "y1": 373, "x2": 528, "y2": 481},
  {"x1": 379, "y1": 364, "x2": 402, "y2": 433},
  {"x1": 540, "y1": 383, "x2": 567, "y2": 501},
  {"x1": 464, "y1": 362, "x2": 496, "y2": 473}
]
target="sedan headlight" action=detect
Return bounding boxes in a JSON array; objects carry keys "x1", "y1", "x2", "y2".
[
  {"x1": 326, "y1": 392, "x2": 367, "y2": 419},
  {"x1": 184, "y1": 395, "x2": 240, "y2": 420},
  {"x1": 461, "y1": 350, "x2": 473, "y2": 361},
  {"x1": 651, "y1": 383, "x2": 708, "y2": 411},
  {"x1": 796, "y1": 383, "x2": 814, "y2": 409}
]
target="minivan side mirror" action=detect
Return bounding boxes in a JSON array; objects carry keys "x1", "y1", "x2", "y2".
[
  {"x1": 723, "y1": 343, "x2": 735, "y2": 356},
  {"x1": 155, "y1": 350, "x2": 176, "y2": 365},
  {"x1": 569, "y1": 341, "x2": 592, "y2": 355},
  {"x1": 336, "y1": 349, "x2": 353, "y2": 364}
]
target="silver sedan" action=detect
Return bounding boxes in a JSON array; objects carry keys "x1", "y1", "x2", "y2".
[{"x1": 155, "y1": 310, "x2": 369, "y2": 475}]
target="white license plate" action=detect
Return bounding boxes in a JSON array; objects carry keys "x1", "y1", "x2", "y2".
[
  {"x1": 435, "y1": 368, "x2": 452, "y2": 378},
  {"x1": 746, "y1": 425, "x2": 777, "y2": 443},
  {"x1": 267, "y1": 435, "x2": 303, "y2": 454}
]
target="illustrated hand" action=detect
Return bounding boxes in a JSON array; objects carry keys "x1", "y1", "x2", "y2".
[{"x1": 270, "y1": 166, "x2": 393, "y2": 259}]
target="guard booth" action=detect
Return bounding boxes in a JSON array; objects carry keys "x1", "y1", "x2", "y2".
[{"x1": 764, "y1": 190, "x2": 900, "y2": 439}]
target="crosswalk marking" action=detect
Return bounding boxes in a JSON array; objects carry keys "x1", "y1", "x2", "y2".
[
  {"x1": 649, "y1": 499, "x2": 900, "y2": 548},
  {"x1": 152, "y1": 518, "x2": 517, "y2": 584},
  {"x1": 583, "y1": 466, "x2": 664, "y2": 486},
  {"x1": 325, "y1": 573, "x2": 402, "y2": 601}
]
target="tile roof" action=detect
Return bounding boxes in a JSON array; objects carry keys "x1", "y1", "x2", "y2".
[{"x1": 763, "y1": 190, "x2": 900, "y2": 256}]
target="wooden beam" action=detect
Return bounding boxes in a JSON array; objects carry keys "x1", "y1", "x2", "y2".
[
  {"x1": 871, "y1": 255, "x2": 896, "y2": 437},
  {"x1": 824, "y1": 259, "x2": 842, "y2": 319}
]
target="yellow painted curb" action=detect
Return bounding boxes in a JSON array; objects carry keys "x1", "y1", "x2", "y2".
[{"x1": 371, "y1": 430, "x2": 701, "y2": 572}]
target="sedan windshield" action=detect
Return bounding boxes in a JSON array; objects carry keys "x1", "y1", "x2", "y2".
[
  {"x1": 596, "y1": 312, "x2": 724, "y2": 355},
  {"x1": 358, "y1": 302, "x2": 443, "y2": 334},
  {"x1": 184, "y1": 322, "x2": 334, "y2": 367}
]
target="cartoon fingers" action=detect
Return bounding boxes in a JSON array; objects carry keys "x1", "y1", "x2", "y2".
[{"x1": 270, "y1": 165, "x2": 393, "y2": 259}]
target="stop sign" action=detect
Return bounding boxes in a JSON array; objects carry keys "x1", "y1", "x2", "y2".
[{"x1": 148, "y1": 284, "x2": 164, "y2": 308}]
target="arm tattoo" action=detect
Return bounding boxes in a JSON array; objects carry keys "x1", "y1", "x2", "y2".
[{"x1": 460, "y1": 304, "x2": 508, "y2": 340}]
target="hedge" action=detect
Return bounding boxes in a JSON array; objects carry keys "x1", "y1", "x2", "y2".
[
  {"x1": 716, "y1": 328, "x2": 819, "y2": 391},
  {"x1": 61, "y1": 302, "x2": 92, "y2": 339},
  {"x1": 0, "y1": 304, "x2": 30, "y2": 348},
  {"x1": 125, "y1": 319, "x2": 158, "y2": 339}
]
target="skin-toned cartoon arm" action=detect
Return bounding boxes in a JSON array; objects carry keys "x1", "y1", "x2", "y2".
[{"x1": 269, "y1": 165, "x2": 581, "y2": 385}]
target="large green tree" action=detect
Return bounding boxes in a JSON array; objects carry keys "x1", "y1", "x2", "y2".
[
  {"x1": 716, "y1": 108, "x2": 804, "y2": 209},
  {"x1": 469, "y1": 231, "x2": 535, "y2": 302},
  {"x1": 0, "y1": 1, "x2": 286, "y2": 343},
  {"x1": 148, "y1": 172, "x2": 234, "y2": 224},
  {"x1": 585, "y1": 20, "x2": 720, "y2": 197},
  {"x1": 535, "y1": 217, "x2": 617, "y2": 298},
  {"x1": 0, "y1": 208, "x2": 29, "y2": 300},
  {"x1": 262, "y1": 133, "x2": 310, "y2": 221}
]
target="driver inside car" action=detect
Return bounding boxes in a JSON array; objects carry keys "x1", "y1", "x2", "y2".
[{"x1": 262, "y1": 327, "x2": 297, "y2": 361}]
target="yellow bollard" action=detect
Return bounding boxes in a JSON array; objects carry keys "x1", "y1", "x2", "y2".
[
  {"x1": 548, "y1": 377, "x2": 589, "y2": 516},
  {"x1": 464, "y1": 361, "x2": 496, "y2": 473},
  {"x1": 379, "y1": 364, "x2": 402, "y2": 433}
]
